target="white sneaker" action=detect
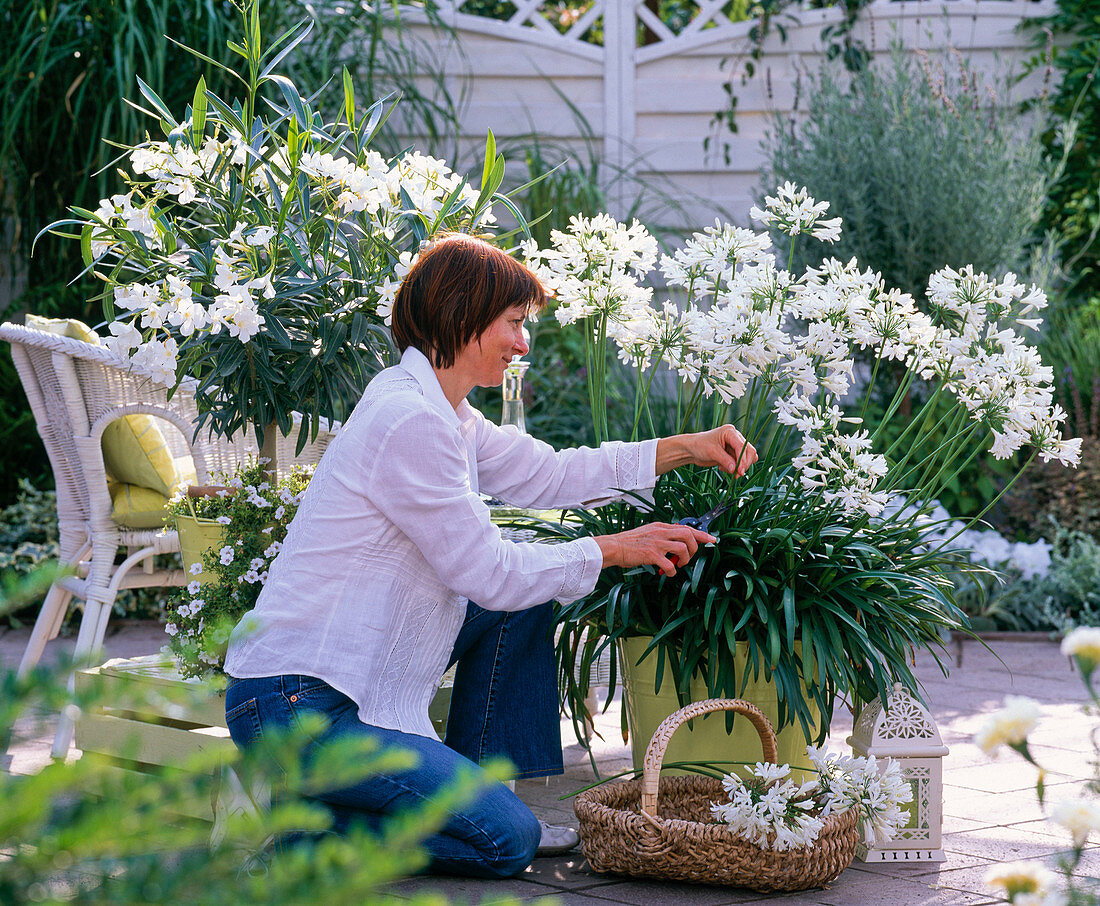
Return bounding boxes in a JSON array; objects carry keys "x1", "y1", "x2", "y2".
[{"x1": 536, "y1": 820, "x2": 580, "y2": 856}]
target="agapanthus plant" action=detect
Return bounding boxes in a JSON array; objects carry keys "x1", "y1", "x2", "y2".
[
  {"x1": 45, "y1": 0, "x2": 525, "y2": 471},
  {"x1": 164, "y1": 458, "x2": 310, "y2": 679},
  {"x1": 710, "y1": 747, "x2": 912, "y2": 851},
  {"x1": 523, "y1": 183, "x2": 1081, "y2": 745}
]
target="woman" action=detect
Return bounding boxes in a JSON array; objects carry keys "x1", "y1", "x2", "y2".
[{"x1": 223, "y1": 235, "x2": 756, "y2": 878}]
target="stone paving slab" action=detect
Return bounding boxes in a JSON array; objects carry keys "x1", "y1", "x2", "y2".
[{"x1": 3, "y1": 627, "x2": 1094, "y2": 904}]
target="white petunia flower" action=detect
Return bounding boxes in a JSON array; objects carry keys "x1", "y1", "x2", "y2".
[
  {"x1": 1050, "y1": 798, "x2": 1100, "y2": 848},
  {"x1": 1061, "y1": 626, "x2": 1100, "y2": 674},
  {"x1": 984, "y1": 860, "x2": 1060, "y2": 901},
  {"x1": 974, "y1": 696, "x2": 1042, "y2": 757}
]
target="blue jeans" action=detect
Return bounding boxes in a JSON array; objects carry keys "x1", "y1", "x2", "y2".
[{"x1": 224, "y1": 601, "x2": 559, "y2": 878}]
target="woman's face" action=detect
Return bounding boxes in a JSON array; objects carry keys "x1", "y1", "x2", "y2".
[{"x1": 453, "y1": 303, "x2": 530, "y2": 387}]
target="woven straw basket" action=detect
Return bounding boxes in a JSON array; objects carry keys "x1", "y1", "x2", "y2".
[{"x1": 573, "y1": 698, "x2": 859, "y2": 891}]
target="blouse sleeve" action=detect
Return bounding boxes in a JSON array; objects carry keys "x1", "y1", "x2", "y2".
[
  {"x1": 472, "y1": 409, "x2": 659, "y2": 509},
  {"x1": 366, "y1": 405, "x2": 603, "y2": 611}
]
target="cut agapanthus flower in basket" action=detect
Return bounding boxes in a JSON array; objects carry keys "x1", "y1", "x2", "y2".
[{"x1": 710, "y1": 748, "x2": 913, "y2": 851}]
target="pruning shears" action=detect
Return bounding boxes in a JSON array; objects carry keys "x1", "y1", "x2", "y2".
[{"x1": 666, "y1": 501, "x2": 731, "y2": 570}]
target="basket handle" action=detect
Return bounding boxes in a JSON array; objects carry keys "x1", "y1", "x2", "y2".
[{"x1": 639, "y1": 698, "x2": 779, "y2": 818}]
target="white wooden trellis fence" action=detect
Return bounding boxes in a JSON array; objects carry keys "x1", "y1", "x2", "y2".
[{"x1": 400, "y1": 0, "x2": 1056, "y2": 230}]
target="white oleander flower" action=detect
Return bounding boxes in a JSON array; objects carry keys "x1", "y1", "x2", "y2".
[
  {"x1": 1050, "y1": 798, "x2": 1100, "y2": 848},
  {"x1": 984, "y1": 860, "x2": 1060, "y2": 901},
  {"x1": 103, "y1": 321, "x2": 144, "y2": 357},
  {"x1": 129, "y1": 336, "x2": 179, "y2": 385},
  {"x1": 974, "y1": 696, "x2": 1042, "y2": 756}
]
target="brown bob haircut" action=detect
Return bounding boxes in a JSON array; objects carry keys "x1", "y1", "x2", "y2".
[{"x1": 390, "y1": 234, "x2": 547, "y2": 369}]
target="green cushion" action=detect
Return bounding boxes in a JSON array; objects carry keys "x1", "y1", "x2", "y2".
[
  {"x1": 25, "y1": 314, "x2": 101, "y2": 344},
  {"x1": 101, "y1": 416, "x2": 179, "y2": 497},
  {"x1": 108, "y1": 457, "x2": 196, "y2": 529},
  {"x1": 109, "y1": 482, "x2": 171, "y2": 529},
  {"x1": 25, "y1": 314, "x2": 186, "y2": 498}
]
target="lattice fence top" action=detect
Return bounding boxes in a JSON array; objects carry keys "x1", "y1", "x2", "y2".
[
  {"x1": 433, "y1": 0, "x2": 1051, "y2": 55},
  {"x1": 438, "y1": 0, "x2": 749, "y2": 48},
  {"x1": 403, "y1": 0, "x2": 1056, "y2": 223}
]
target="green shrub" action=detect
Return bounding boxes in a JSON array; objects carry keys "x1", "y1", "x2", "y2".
[
  {"x1": 0, "y1": 663, "x2": 504, "y2": 905},
  {"x1": 761, "y1": 47, "x2": 1049, "y2": 300},
  {"x1": 0, "y1": 480, "x2": 59, "y2": 627},
  {"x1": 0, "y1": 479, "x2": 168, "y2": 628},
  {"x1": 992, "y1": 524, "x2": 1100, "y2": 632},
  {"x1": 1021, "y1": 0, "x2": 1100, "y2": 305}
]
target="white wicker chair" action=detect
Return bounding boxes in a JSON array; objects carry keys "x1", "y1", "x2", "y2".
[{"x1": 1, "y1": 321, "x2": 338, "y2": 755}]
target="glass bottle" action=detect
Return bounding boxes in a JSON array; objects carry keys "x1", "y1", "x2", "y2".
[{"x1": 501, "y1": 357, "x2": 529, "y2": 433}]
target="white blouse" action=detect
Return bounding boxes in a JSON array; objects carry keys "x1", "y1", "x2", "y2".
[{"x1": 224, "y1": 346, "x2": 659, "y2": 738}]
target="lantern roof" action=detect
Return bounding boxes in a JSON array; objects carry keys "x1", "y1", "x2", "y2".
[{"x1": 847, "y1": 683, "x2": 948, "y2": 757}]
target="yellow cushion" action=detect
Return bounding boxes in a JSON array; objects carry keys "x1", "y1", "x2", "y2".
[
  {"x1": 25, "y1": 314, "x2": 101, "y2": 344},
  {"x1": 24, "y1": 314, "x2": 188, "y2": 497},
  {"x1": 109, "y1": 482, "x2": 171, "y2": 529},
  {"x1": 108, "y1": 458, "x2": 196, "y2": 529},
  {"x1": 101, "y1": 416, "x2": 180, "y2": 497}
]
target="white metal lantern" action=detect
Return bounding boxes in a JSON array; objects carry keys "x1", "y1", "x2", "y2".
[{"x1": 847, "y1": 683, "x2": 948, "y2": 863}]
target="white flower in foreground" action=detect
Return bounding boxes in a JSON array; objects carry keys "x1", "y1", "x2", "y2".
[
  {"x1": 1061, "y1": 626, "x2": 1100, "y2": 674},
  {"x1": 188, "y1": 562, "x2": 203, "y2": 576},
  {"x1": 974, "y1": 696, "x2": 1042, "y2": 757},
  {"x1": 1050, "y1": 798, "x2": 1100, "y2": 848},
  {"x1": 984, "y1": 860, "x2": 1060, "y2": 901},
  {"x1": 219, "y1": 545, "x2": 235, "y2": 565}
]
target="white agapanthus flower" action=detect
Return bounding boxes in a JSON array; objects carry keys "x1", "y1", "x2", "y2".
[
  {"x1": 749, "y1": 181, "x2": 843, "y2": 241},
  {"x1": 711, "y1": 748, "x2": 910, "y2": 852},
  {"x1": 974, "y1": 695, "x2": 1042, "y2": 756},
  {"x1": 523, "y1": 214, "x2": 657, "y2": 345},
  {"x1": 807, "y1": 747, "x2": 913, "y2": 845}
]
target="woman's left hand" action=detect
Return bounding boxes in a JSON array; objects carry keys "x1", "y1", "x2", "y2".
[{"x1": 656, "y1": 426, "x2": 758, "y2": 478}]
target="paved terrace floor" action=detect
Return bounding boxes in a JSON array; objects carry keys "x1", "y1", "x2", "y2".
[{"x1": 3, "y1": 623, "x2": 1097, "y2": 905}]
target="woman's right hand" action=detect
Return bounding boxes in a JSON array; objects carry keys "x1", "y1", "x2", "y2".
[{"x1": 594, "y1": 523, "x2": 716, "y2": 578}]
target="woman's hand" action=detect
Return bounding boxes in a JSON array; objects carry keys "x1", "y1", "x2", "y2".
[
  {"x1": 594, "y1": 523, "x2": 716, "y2": 577},
  {"x1": 655, "y1": 425, "x2": 758, "y2": 478}
]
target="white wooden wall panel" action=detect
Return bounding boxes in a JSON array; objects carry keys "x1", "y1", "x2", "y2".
[{"x1": 392, "y1": 0, "x2": 1056, "y2": 233}]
